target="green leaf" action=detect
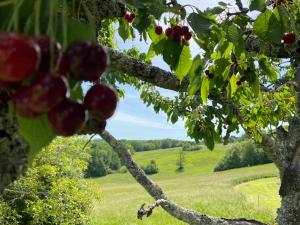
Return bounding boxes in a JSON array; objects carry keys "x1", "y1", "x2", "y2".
[
  {"x1": 253, "y1": 9, "x2": 282, "y2": 44},
  {"x1": 204, "y1": 130, "x2": 215, "y2": 150},
  {"x1": 118, "y1": 19, "x2": 131, "y2": 42},
  {"x1": 188, "y1": 55, "x2": 202, "y2": 80},
  {"x1": 163, "y1": 38, "x2": 183, "y2": 70},
  {"x1": 66, "y1": 19, "x2": 96, "y2": 44},
  {"x1": 175, "y1": 45, "x2": 192, "y2": 81},
  {"x1": 249, "y1": 0, "x2": 266, "y2": 12},
  {"x1": 17, "y1": 115, "x2": 56, "y2": 164},
  {"x1": 226, "y1": 24, "x2": 240, "y2": 43},
  {"x1": 201, "y1": 76, "x2": 210, "y2": 104},
  {"x1": 230, "y1": 75, "x2": 238, "y2": 97},
  {"x1": 187, "y1": 12, "x2": 215, "y2": 35}
]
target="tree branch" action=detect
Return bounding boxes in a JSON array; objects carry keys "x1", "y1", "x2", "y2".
[
  {"x1": 106, "y1": 47, "x2": 189, "y2": 92},
  {"x1": 99, "y1": 129, "x2": 268, "y2": 225}
]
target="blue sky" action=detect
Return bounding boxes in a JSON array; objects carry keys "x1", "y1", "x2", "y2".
[{"x1": 105, "y1": 0, "x2": 247, "y2": 140}]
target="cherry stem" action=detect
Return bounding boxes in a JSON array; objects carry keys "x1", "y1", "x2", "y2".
[
  {"x1": 47, "y1": 0, "x2": 57, "y2": 73},
  {"x1": 62, "y1": 0, "x2": 68, "y2": 49},
  {"x1": 182, "y1": 4, "x2": 198, "y2": 12},
  {"x1": 34, "y1": 0, "x2": 41, "y2": 36}
]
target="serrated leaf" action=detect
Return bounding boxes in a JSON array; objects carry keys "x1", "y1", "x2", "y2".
[
  {"x1": 66, "y1": 19, "x2": 96, "y2": 44},
  {"x1": 201, "y1": 76, "x2": 210, "y2": 104},
  {"x1": 253, "y1": 9, "x2": 282, "y2": 44},
  {"x1": 249, "y1": 0, "x2": 266, "y2": 12},
  {"x1": 175, "y1": 45, "x2": 192, "y2": 81},
  {"x1": 226, "y1": 24, "x2": 240, "y2": 43},
  {"x1": 230, "y1": 74, "x2": 238, "y2": 97},
  {"x1": 118, "y1": 19, "x2": 131, "y2": 42},
  {"x1": 187, "y1": 12, "x2": 215, "y2": 35},
  {"x1": 163, "y1": 38, "x2": 183, "y2": 70},
  {"x1": 17, "y1": 115, "x2": 56, "y2": 164}
]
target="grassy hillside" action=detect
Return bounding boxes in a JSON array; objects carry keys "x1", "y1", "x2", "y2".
[{"x1": 90, "y1": 144, "x2": 279, "y2": 225}]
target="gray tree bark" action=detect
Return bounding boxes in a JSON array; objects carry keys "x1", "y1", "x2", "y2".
[{"x1": 0, "y1": 102, "x2": 29, "y2": 194}]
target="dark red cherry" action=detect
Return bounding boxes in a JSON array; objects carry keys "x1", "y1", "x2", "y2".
[
  {"x1": 236, "y1": 80, "x2": 242, "y2": 86},
  {"x1": 0, "y1": 32, "x2": 40, "y2": 82},
  {"x1": 48, "y1": 98, "x2": 87, "y2": 136},
  {"x1": 181, "y1": 26, "x2": 189, "y2": 35},
  {"x1": 28, "y1": 75, "x2": 67, "y2": 113},
  {"x1": 172, "y1": 25, "x2": 182, "y2": 35},
  {"x1": 155, "y1": 26, "x2": 163, "y2": 35},
  {"x1": 34, "y1": 36, "x2": 62, "y2": 73},
  {"x1": 282, "y1": 32, "x2": 296, "y2": 44},
  {"x1": 13, "y1": 88, "x2": 43, "y2": 118},
  {"x1": 84, "y1": 84, "x2": 118, "y2": 121},
  {"x1": 184, "y1": 32, "x2": 192, "y2": 41},
  {"x1": 59, "y1": 41, "x2": 108, "y2": 81},
  {"x1": 165, "y1": 27, "x2": 173, "y2": 37}
]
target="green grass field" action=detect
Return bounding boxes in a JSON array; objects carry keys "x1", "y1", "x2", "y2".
[{"x1": 89, "y1": 144, "x2": 280, "y2": 225}]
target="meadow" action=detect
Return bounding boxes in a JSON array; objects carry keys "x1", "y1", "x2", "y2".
[{"x1": 90, "y1": 144, "x2": 280, "y2": 225}]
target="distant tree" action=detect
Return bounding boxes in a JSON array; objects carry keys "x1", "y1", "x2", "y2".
[
  {"x1": 141, "y1": 160, "x2": 159, "y2": 175},
  {"x1": 176, "y1": 149, "x2": 185, "y2": 172}
]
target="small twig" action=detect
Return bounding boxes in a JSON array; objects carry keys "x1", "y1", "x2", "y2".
[
  {"x1": 82, "y1": 133, "x2": 96, "y2": 151},
  {"x1": 137, "y1": 200, "x2": 167, "y2": 220}
]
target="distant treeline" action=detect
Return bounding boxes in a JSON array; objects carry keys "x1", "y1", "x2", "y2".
[{"x1": 123, "y1": 139, "x2": 194, "y2": 152}]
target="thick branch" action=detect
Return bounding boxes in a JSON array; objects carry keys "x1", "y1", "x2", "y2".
[
  {"x1": 106, "y1": 48, "x2": 189, "y2": 92},
  {"x1": 73, "y1": 0, "x2": 125, "y2": 21},
  {"x1": 99, "y1": 129, "x2": 267, "y2": 225}
]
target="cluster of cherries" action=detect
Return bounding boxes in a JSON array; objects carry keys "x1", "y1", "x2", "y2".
[
  {"x1": 124, "y1": 12, "x2": 136, "y2": 23},
  {"x1": 156, "y1": 25, "x2": 192, "y2": 44},
  {"x1": 0, "y1": 32, "x2": 117, "y2": 136}
]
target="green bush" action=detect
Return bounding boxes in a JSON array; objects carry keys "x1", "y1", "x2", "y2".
[
  {"x1": 85, "y1": 140, "x2": 121, "y2": 178},
  {"x1": 0, "y1": 198, "x2": 19, "y2": 225},
  {"x1": 2, "y1": 137, "x2": 94, "y2": 225},
  {"x1": 141, "y1": 160, "x2": 159, "y2": 175},
  {"x1": 182, "y1": 144, "x2": 202, "y2": 151},
  {"x1": 214, "y1": 141, "x2": 272, "y2": 172}
]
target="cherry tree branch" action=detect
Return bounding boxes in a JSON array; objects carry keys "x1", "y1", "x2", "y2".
[{"x1": 99, "y1": 129, "x2": 268, "y2": 225}]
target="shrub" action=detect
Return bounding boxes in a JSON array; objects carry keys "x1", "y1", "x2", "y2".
[
  {"x1": 214, "y1": 141, "x2": 272, "y2": 172},
  {"x1": 182, "y1": 144, "x2": 202, "y2": 151},
  {"x1": 141, "y1": 160, "x2": 159, "y2": 175},
  {"x1": 2, "y1": 137, "x2": 94, "y2": 225},
  {"x1": 119, "y1": 166, "x2": 128, "y2": 173}
]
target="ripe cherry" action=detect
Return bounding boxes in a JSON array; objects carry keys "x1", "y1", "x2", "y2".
[
  {"x1": 48, "y1": 98, "x2": 86, "y2": 136},
  {"x1": 205, "y1": 70, "x2": 214, "y2": 79},
  {"x1": 181, "y1": 26, "x2": 189, "y2": 35},
  {"x1": 34, "y1": 36, "x2": 62, "y2": 73},
  {"x1": 27, "y1": 74, "x2": 67, "y2": 113},
  {"x1": 124, "y1": 13, "x2": 131, "y2": 21},
  {"x1": 59, "y1": 41, "x2": 107, "y2": 81},
  {"x1": 155, "y1": 26, "x2": 163, "y2": 35},
  {"x1": 13, "y1": 87, "x2": 43, "y2": 118},
  {"x1": 240, "y1": 76, "x2": 246, "y2": 82},
  {"x1": 236, "y1": 80, "x2": 242, "y2": 86},
  {"x1": 0, "y1": 32, "x2": 40, "y2": 82},
  {"x1": 165, "y1": 27, "x2": 173, "y2": 37},
  {"x1": 184, "y1": 32, "x2": 192, "y2": 41},
  {"x1": 84, "y1": 84, "x2": 118, "y2": 121},
  {"x1": 172, "y1": 32, "x2": 182, "y2": 41},
  {"x1": 282, "y1": 32, "x2": 296, "y2": 44},
  {"x1": 173, "y1": 25, "x2": 182, "y2": 35}
]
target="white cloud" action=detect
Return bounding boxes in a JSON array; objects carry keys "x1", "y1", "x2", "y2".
[{"x1": 112, "y1": 112, "x2": 185, "y2": 130}]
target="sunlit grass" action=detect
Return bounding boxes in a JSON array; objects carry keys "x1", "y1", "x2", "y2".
[{"x1": 89, "y1": 144, "x2": 279, "y2": 225}]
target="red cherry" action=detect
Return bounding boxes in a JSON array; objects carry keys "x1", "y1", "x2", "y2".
[
  {"x1": 28, "y1": 75, "x2": 67, "y2": 113},
  {"x1": 59, "y1": 41, "x2": 108, "y2": 81},
  {"x1": 240, "y1": 76, "x2": 246, "y2": 82},
  {"x1": 282, "y1": 32, "x2": 296, "y2": 44},
  {"x1": 84, "y1": 84, "x2": 118, "y2": 121},
  {"x1": 48, "y1": 98, "x2": 87, "y2": 136},
  {"x1": 126, "y1": 13, "x2": 135, "y2": 23},
  {"x1": 184, "y1": 32, "x2": 192, "y2": 41},
  {"x1": 0, "y1": 32, "x2": 40, "y2": 82},
  {"x1": 181, "y1": 26, "x2": 189, "y2": 35},
  {"x1": 124, "y1": 13, "x2": 131, "y2": 21},
  {"x1": 34, "y1": 36, "x2": 62, "y2": 73},
  {"x1": 205, "y1": 70, "x2": 214, "y2": 79},
  {"x1": 172, "y1": 32, "x2": 182, "y2": 41},
  {"x1": 13, "y1": 88, "x2": 43, "y2": 118},
  {"x1": 165, "y1": 27, "x2": 173, "y2": 37},
  {"x1": 236, "y1": 80, "x2": 242, "y2": 86},
  {"x1": 172, "y1": 25, "x2": 182, "y2": 35},
  {"x1": 155, "y1": 26, "x2": 163, "y2": 35}
]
